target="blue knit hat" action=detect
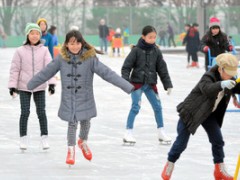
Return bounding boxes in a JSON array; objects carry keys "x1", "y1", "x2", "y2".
[{"x1": 25, "y1": 23, "x2": 42, "y2": 36}]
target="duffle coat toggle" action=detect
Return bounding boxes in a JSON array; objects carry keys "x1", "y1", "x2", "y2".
[{"x1": 66, "y1": 53, "x2": 82, "y2": 93}]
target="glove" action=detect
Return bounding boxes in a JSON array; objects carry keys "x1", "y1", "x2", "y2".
[
  {"x1": 48, "y1": 84, "x2": 55, "y2": 95},
  {"x1": 131, "y1": 83, "x2": 142, "y2": 91},
  {"x1": 228, "y1": 45, "x2": 233, "y2": 51},
  {"x1": 221, "y1": 80, "x2": 236, "y2": 89},
  {"x1": 9, "y1": 88, "x2": 17, "y2": 96},
  {"x1": 167, "y1": 88, "x2": 172, "y2": 95},
  {"x1": 203, "y1": 46, "x2": 209, "y2": 52}
]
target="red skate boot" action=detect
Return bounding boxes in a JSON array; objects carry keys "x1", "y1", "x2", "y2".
[
  {"x1": 66, "y1": 146, "x2": 75, "y2": 165},
  {"x1": 161, "y1": 161, "x2": 174, "y2": 180},
  {"x1": 214, "y1": 163, "x2": 233, "y2": 180},
  {"x1": 78, "y1": 139, "x2": 92, "y2": 161}
]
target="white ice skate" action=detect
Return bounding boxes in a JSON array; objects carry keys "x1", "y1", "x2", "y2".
[
  {"x1": 123, "y1": 129, "x2": 136, "y2": 145},
  {"x1": 41, "y1": 135, "x2": 50, "y2": 150},
  {"x1": 19, "y1": 136, "x2": 28, "y2": 152},
  {"x1": 158, "y1": 127, "x2": 171, "y2": 145}
]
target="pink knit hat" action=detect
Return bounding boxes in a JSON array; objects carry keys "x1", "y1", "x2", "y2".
[{"x1": 209, "y1": 17, "x2": 220, "y2": 28}]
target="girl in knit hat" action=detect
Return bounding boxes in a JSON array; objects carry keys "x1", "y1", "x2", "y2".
[
  {"x1": 27, "y1": 30, "x2": 133, "y2": 166},
  {"x1": 8, "y1": 23, "x2": 56, "y2": 151},
  {"x1": 37, "y1": 18, "x2": 54, "y2": 58},
  {"x1": 161, "y1": 53, "x2": 240, "y2": 180},
  {"x1": 200, "y1": 17, "x2": 233, "y2": 71}
]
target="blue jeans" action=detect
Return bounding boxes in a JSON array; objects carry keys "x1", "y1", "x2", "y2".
[
  {"x1": 99, "y1": 37, "x2": 108, "y2": 53},
  {"x1": 126, "y1": 84, "x2": 164, "y2": 129},
  {"x1": 168, "y1": 115, "x2": 225, "y2": 164}
]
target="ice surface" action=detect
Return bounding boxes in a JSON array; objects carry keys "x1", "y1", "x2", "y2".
[{"x1": 0, "y1": 47, "x2": 239, "y2": 180}]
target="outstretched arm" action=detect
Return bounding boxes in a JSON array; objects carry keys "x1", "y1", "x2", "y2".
[{"x1": 27, "y1": 58, "x2": 60, "y2": 90}]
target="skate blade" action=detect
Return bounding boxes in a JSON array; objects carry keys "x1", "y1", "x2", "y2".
[
  {"x1": 42, "y1": 147, "x2": 50, "y2": 150},
  {"x1": 20, "y1": 146, "x2": 27, "y2": 150},
  {"x1": 20, "y1": 148, "x2": 27, "y2": 153},
  {"x1": 66, "y1": 162, "x2": 74, "y2": 167},
  {"x1": 159, "y1": 139, "x2": 171, "y2": 145},
  {"x1": 123, "y1": 139, "x2": 136, "y2": 146}
]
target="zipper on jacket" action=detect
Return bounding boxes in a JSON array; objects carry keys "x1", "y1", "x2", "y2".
[{"x1": 32, "y1": 46, "x2": 35, "y2": 78}]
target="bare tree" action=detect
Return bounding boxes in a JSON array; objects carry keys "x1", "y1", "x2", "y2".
[{"x1": 0, "y1": 0, "x2": 19, "y2": 35}]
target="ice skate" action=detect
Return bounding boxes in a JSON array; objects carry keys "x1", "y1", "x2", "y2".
[
  {"x1": 78, "y1": 139, "x2": 92, "y2": 161},
  {"x1": 66, "y1": 146, "x2": 75, "y2": 167},
  {"x1": 214, "y1": 163, "x2": 233, "y2": 180},
  {"x1": 158, "y1": 127, "x2": 171, "y2": 145},
  {"x1": 123, "y1": 129, "x2": 136, "y2": 145},
  {"x1": 19, "y1": 136, "x2": 28, "y2": 152},
  {"x1": 161, "y1": 161, "x2": 174, "y2": 180},
  {"x1": 41, "y1": 135, "x2": 50, "y2": 150}
]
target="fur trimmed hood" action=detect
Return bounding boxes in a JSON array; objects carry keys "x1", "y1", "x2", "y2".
[{"x1": 60, "y1": 45, "x2": 97, "y2": 62}]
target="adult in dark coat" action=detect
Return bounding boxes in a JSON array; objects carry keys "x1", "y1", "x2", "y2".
[
  {"x1": 98, "y1": 19, "x2": 109, "y2": 54},
  {"x1": 161, "y1": 53, "x2": 240, "y2": 180}
]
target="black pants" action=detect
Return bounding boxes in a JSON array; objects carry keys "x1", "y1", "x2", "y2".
[
  {"x1": 168, "y1": 115, "x2": 225, "y2": 164},
  {"x1": 188, "y1": 52, "x2": 198, "y2": 63},
  {"x1": 168, "y1": 35, "x2": 176, "y2": 47},
  {"x1": 19, "y1": 90, "x2": 48, "y2": 137}
]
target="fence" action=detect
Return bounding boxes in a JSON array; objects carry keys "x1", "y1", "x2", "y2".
[{"x1": 0, "y1": 6, "x2": 240, "y2": 47}]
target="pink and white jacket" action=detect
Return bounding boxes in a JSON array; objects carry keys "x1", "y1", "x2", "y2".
[{"x1": 8, "y1": 44, "x2": 56, "y2": 92}]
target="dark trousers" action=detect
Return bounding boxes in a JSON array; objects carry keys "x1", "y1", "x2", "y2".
[
  {"x1": 19, "y1": 90, "x2": 48, "y2": 137},
  {"x1": 168, "y1": 116, "x2": 225, "y2": 164},
  {"x1": 168, "y1": 35, "x2": 176, "y2": 47},
  {"x1": 188, "y1": 52, "x2": 198, "y2": 62}
]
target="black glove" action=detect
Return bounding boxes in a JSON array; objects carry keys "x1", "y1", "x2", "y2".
[
  {"x1": 9, "y1": 88, "x2": 17, "y2": 96},
  {"x1": 48, "y1": 84, "x2": 55, "y2": 95}
]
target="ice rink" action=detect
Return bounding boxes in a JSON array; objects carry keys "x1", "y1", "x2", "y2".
[{"x1": 0, "y1": 47, "x2": 239, "y2": 180}]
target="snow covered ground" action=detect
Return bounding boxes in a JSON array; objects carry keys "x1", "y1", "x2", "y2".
[{"x1": 0, "y1": 47, "x2": 239, "y2": 180}]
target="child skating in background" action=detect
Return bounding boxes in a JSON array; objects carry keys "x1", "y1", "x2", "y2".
[
  {"x1": 27, "y1": 30, "x2": 134, "y2": 165},
  {"x1": 37, "y1": 18, "x2": 54, "y2": 58},
  {"x1": 183, "y1": 23, "x2": 200, "y2": 68},
  {"x1": 112, "y1": 27, "x2": 122, "y2": 57},
  {"x1": 200, "y1": 17, "x2": 233, "y2": 71},
  {"x1": 121, "y1": 25, "x2": 173, "y2": 144},
  {"x1": 8, "y1": 23, "x2": 56, "y2": 151},
  {"x1": 161, "y1": 53, "x2": 240, "y2": 180}
]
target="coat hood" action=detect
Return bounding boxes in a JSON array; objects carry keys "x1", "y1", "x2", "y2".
[{"x1": 60, "y1": 45, "x2": 97, "y2": 62}]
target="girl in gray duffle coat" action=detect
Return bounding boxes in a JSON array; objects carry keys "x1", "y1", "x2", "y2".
[{"x1": 27, "y1": 30, "x2": 134, "y2": 166}]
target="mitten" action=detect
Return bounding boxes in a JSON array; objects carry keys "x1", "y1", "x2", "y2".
[
  {"x1": 203, "y1": 46, "x2": 209, "y2": 52},
  {"x1": 228, "y1": 45, "x2": 233, "y2": 51},
  {"x1": 221, "y1": 80, "x2": 236, "y2": 89},
  {"x1": 131, "y1": 83, "x2": 142, "y2": 91},
  {"x1": 48, "y1": 84, "x2": 55, "y2": 95},
  {"x1": 9, "y1": 88, "x2": 17, "y2": 96},
  {"x1": 167, "y1": 88, "x2": 172, "y2": 95}
]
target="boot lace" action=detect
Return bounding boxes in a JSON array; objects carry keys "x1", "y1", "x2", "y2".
[
  {"x1": 81, "y1": 143, "x2": 90, "y2": 155},
  {"x1": 166, "y1": 162, "x2": 174, "y2": 176},
  {"x1": 219, "y1": 163, "x2": 232, "y2": 177},
  {"x1": 68, "y1": 148, "x2": 74, "y2": 159}
]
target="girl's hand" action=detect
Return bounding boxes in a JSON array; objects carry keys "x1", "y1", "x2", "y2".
[
  {"x1": 48, "y1": 84, "x2": 55, "y2": 95},
  {"x1": 203, "y1": 46, "x2": 209, "y2": 52},
  {"x1": 167, "y1": 88, "x2": 172, "y2": 95},
  {"x1": 9, "y1": 88, "x2": 18, "y2": 98}
]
